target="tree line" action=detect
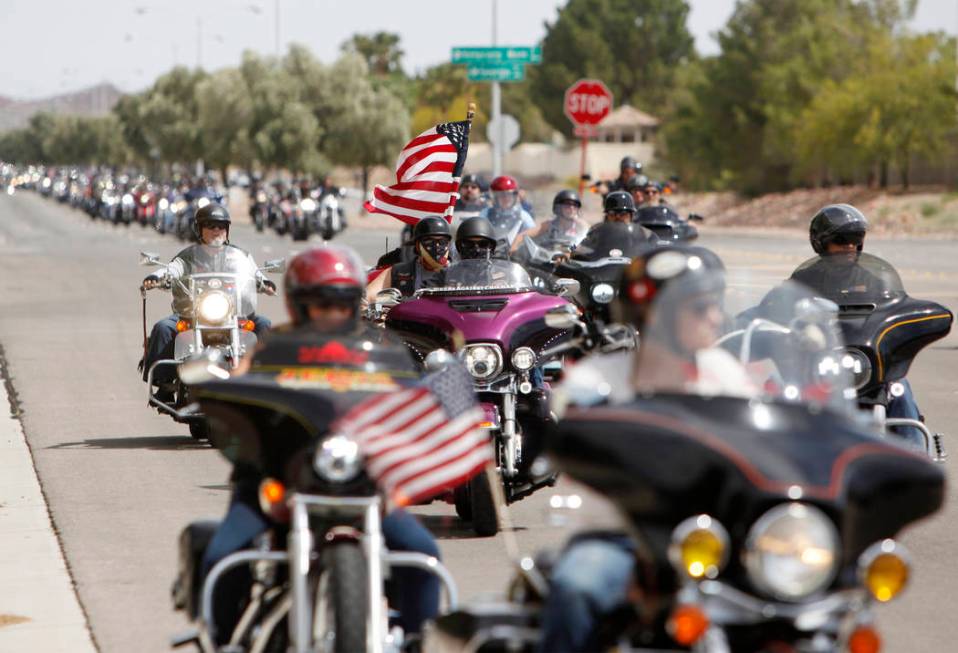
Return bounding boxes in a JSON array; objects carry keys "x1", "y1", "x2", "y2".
[{"x1": 1, "y1": 0, "x2": 954, "y2": 194}]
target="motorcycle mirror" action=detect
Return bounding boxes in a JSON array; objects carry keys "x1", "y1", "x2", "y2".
[
  {"x1": 688, "y1": 213, "x2": 705, "y2": 222},
  {"x1": 553, "y1": 278, "x2": 580, "y2": 298},
  {"x1": 139, "y1": 251, "x2": 163, "y2": 267},
  {"x1": 177, "y1": 348, "x2": 230, "y2": 385},
  {"x1": 375, "y1": 288, "x2": 402, "y2": 307},
  {"x1": 424, "y1": 349, "x2": 455, "y2": 372},
  {"x1": 544, "y1": 304, "x2": 582, "y2": 330},
  {"x1": 261, "y1": 258, "x2": 286, "y2": 273}
]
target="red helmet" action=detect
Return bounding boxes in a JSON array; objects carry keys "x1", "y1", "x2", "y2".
[
  {"x1": 490, "y1": 175, "x2": 519, "y2": 192},
  {"x1": 284, "y1": 245, "x2": 365, "y2": 325}
]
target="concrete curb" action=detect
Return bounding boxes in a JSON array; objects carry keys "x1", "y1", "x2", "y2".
[{"x1": 0, "y1": 356, "x2": 96, "y2": 652}]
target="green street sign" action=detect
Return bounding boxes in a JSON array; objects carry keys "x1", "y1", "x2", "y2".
[
  {"x1": 452, "y1": 46, "x2": 542, "y2": 65},
  {"x1": 466, "y1": 62, "x2": 525, "y2": 82}
]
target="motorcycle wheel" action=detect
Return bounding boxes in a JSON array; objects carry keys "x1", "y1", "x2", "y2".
[
  {"x1": 188, "y1": 420, "x2": 209, "y2": 441},
  {"x1": 453, "y1": 484, "x2": 473, "y2": 521},
  {"x1": 316, "y1": 542, "x2": 368, "y2": 653},
  {"x1": 469, "y1": 471, "x2": 499, "y2": 537}
]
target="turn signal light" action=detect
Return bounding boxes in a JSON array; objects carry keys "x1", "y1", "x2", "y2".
[
  {"x1": 848, "y1": 625, "x2": 881, "y2": 653},
  {"x1": 239, "y1": 319, "x2": 255, "y2": 332},
  {"x1": 258, "y1": 478, "x2": 288, "y2": 522},
  {"x1": 859, "y1": 540, "x2": 910, "y2": 603},
  {"x1": 668, "y1": 604, "x2": 709, "y2": 646},
  {"x1": 669, "y1": 515, "x2": 729, "y2": 579},
  {"x1": 175, "y1": 319, "x2": 190, "y2": 332}
]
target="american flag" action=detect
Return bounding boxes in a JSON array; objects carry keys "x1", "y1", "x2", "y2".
[
  {"x1": 363, "y1": 120, "x2": 472, "y2": 225},
  {"x1": 333, "y1": 363, "x2": 491, "y2": 506}
]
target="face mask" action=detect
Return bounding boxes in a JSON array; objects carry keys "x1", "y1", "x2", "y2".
[{"x1": 418, "y1": 239, "x2": 450, "y2": 271}]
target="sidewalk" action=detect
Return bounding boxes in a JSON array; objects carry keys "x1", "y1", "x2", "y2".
[{"x1": 0, "y1": 372, "x2": 96, "y2": 652}]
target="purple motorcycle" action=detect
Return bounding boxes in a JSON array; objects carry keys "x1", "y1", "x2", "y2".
[{"x1": 384, "y1": 258, "x2": 577, "y2": 536}]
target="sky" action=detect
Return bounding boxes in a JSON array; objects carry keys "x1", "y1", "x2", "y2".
[{"x1": 0, "y1": 0, "x2": 955, "y2": 100}]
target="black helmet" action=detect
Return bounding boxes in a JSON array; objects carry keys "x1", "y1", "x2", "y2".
[
  {"x1": 413, "y1": 215, "x2": 452, "y2": 242},
  {"x1": 626, "y1": 174, "x2": 650, "y2": 191},
  {"x1": 604, "y1": 190, "x2": 636, "y2": 214},
  {"x1": 193, "y1": 202, "x2": 231, "y2": 240},
  {"x1": 461, "y1": 173, "x2": 481, "y2": 188},
  {"x1": 620, "y1": 156, "x2": 641, "y2": 173},
  {"x1": 552, "y1": 189, "x2": 582, "y2": 212},
  {"x1": 455, "y1": 217, "x2": 498, "y2": 259},
  {"x1": 615, "y1": 245, "x2": 726, "y2": 333},
  {"x1": 809, "y1": 204, "x2": 869, "y2": 254}
]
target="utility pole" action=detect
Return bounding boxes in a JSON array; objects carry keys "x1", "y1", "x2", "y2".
[
  {"x1": 196, "y1": 17, "x2": 203, "y2": 69},
  {"x1": 491, "y1": 0, "x2": 502, "y2": 177},
  {"x1": 275, "y1": 0, "x2": 281, "y2": 58}
]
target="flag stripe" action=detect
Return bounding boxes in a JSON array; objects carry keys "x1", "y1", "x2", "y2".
[
  {"x1": 393, "y1": 447, "x2": 492, "y2": 506},
  {"x1": 374, "y1": 186, "x2": 455, "y2": 213},
  {"x1": 386, "y1": 180, "x2": 460, "y2": 194},
  {"x1": 379, "y1": 422, "x2": 488, "y2": 489},
  {"x1": 367, "y1": 409, "x2": 483, "y2": 474},
  {"x1": 400, "y1": 151, "x2": 459, "y2": 182},
  {"x1": 397, "y1": 144, "x2": 457, "y2": 182}
]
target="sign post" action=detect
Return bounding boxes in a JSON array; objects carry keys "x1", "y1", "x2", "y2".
[{"x1": 563, "y1": 79, "x2": 614, "y2": 195}]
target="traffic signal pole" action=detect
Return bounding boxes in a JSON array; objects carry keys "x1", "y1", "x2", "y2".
[{"x1": 491, "y1": 0, "x2": 502, "y2": 177}]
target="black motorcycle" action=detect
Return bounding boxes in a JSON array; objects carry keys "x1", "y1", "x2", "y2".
[
  {"x1": 635, "y1": 205, "x2": 702, "y2": 242},
  {"x1": 171, "y1": 330, "x2": 457, "y2": 653},
  {"x1": 427, "y1": 282, "x2": 945, "y2": 652}
]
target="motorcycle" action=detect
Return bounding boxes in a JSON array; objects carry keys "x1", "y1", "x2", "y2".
[
  {"x1": 427, "y1": 281, "x2": 945, "y2": 651},
  {"x1": 381, "y1": 258, "x2": 579, "y2": 535},
  {"x1": 635, "y1": 204, "x2": 703, "y2": 242},
  {"x1": 170, "y1": 330, "x2": 458, "y2": 653},
  {"x1": 289, "y1": 195, "x2": 315, "y2": 241},
  {"x1": 249, "y1": 187, "x2": 269, "y2": 232},
  {"x1": 317, "y1": 188, "x2": 347, "y2": 240},
  {"x1": 758, "y1": 252, "x2": 953, "y2": 459},
  {"x1": 139, "y1": 250, "x2": 284, "y2": 439}
]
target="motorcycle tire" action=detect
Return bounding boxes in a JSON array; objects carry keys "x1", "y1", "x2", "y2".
[
  {"x1": 319, "y1": 542, "x2": 368, "y2": 653},
  {"x1": 453, "y1": 484, "x2": 473, "y2": 521},
  {"x1": 321, "y1": 228, "x2": 335, "y2": 241},
  {"x1": 188, "y1": 420, "x2": 209, "y2": 441},
  {"x1": 469, "y1": 471, "x2": 499, "y2": 537}
]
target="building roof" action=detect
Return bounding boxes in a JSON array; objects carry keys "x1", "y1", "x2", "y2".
[{"x1": 596, "y1": 104, "x2": 660, "y2": 130}]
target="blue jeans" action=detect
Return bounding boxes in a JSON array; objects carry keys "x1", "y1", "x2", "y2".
[
  {"x1": 538, "y1": 534, "x2": 635, "y2": 653},
  {"x1": 201, "y1": 495, "x2": 440, "y2": 643},
  {"x1": 888, "y1": 379, "x2": 924, "y2": 449},
  {"x1": 142, "y1": 313, "x2": 271, "y2": 384}
]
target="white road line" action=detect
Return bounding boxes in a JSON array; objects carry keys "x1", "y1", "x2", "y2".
[{"x1": 0, "y1": 377, "x2": 96, "y2": 652}]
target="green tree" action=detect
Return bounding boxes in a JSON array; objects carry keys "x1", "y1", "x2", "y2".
[
  {"x1": 341, "y1": 31, "x2": 404, "y2": 76},
  {"x1": 530, "y1": 0, "x2": 695, "y2": 136},
  {"x1": 196, "y1": 68, "x2": 254, "y2": 180}
]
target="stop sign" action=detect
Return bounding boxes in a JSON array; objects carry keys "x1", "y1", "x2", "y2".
[{"x1": 564, "y1": 79, "x2": 614, "y2": 127}]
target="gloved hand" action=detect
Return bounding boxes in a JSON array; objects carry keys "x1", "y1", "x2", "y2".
[
  {"x1": 141, "y1": 274, "x2": 165, "y2": 290},
  {"x1": 261, "y1": 279, "x2": 277, "y2": 296}
]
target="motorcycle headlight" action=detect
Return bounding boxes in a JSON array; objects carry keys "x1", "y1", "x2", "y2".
[
  {"x1": 463, "y1": 344, "x2": 503, "y2": 380},
  {"x1": 511, "y1": 347, "x2": 536, "y2": 371},
  {"x1": 159, "y1": 198, "x2": 169, "y2": 210},
  {"x1": 122, "y1": 193, "x2": 134, "y2": 205},
  {"x1": 591, "y1": 283, "x2": 615, "y2": 304},
  {"x1": 300, "y1": 198, "x2": 317, "y2": 212},
  {"x1": 313, "y1": 435, "x2": 361, "y2": 482},
  {"x1": 197, "y1": 291, "x2": 232, "y2": 324},
  {"x1": 744, "y1": 503, "x2": 839, "y2": 601},
  {"x1": 840, "y1": 348, "x2": 872, "y2": 390},
  {"x1": 256, "y1": 191, "x2": 267, "y2": 202}
]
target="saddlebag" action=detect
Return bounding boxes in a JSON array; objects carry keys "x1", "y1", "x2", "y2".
[{"x1": 172, "y1": 520, "x2": 219, "y2": 618}]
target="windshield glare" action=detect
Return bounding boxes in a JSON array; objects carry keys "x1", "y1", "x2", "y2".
[
  {"x1": 435, "y1": 258, "x2": 532, "y2": 291},
  {"x1": 790, "y1": 252, "x2": 905, "y2": 304}
]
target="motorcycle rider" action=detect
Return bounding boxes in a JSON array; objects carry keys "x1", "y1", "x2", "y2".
[
  {"x1": 455, "y1": 215, "x2": 501, "y2": 261},
  {"x1": 140, "y1": 203, "x2": 276, "y2": 401},
  {"x1": 539, "y1": 245, "x2": 743, "y2": 653},
  {"x1": 480, "y1": 175, "x2": 535, "y2": 249},
  {"x1": 592, "y1": 191, "x2": 659, "y2": 247},
  {"x1": 454, "y1": 173, "x2": 488, "y2": 214},
  {"x1": 201, "y1": 245, "x2": 442, "y2": 644},
  {"x1": 366, "y1": 215, "x2": 453, "y2": 302},
  {"x1": 789, "y1": 204, "x2": 924, "y2": 445},
  {"x1": 510, "y1": 189, "x2": 590, "y2": 257},
  {"x1": 596, "y1": 156, "x2": 642, "y2": 195}
]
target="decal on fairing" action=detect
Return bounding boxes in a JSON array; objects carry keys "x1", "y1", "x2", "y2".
[
  {"x1": 297, "y1": 341, "x2": 369, "y2": 366},
  {"x1": 275, "y1": 367, "x2": 399, "y2": 393}
]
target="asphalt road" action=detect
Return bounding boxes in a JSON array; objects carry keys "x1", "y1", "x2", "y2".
[{"x1": 0, "y1": 192, "x2": 955, "y2": 652}]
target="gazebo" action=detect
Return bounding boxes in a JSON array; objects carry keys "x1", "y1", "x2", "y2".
[{"x1": 593, "y1": 104, "x2": 660, "y2": 144}]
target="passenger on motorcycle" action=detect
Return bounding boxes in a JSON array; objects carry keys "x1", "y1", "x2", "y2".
[
  {"x1": 140, "y1": 204, "x2": 275, "y2": 400},
  {"x1": 637, "y1": 179, "x2": 665, "y2": 207},
  {"x1": 202, "y1": 245, "x2": 442, "y2": 644},
  {"x1": 790, "y1": 204, "x2": 924, "y2": 445},
  {"x1": 539, "y1": 246, "x2": 741, "y2": 653},
  {"x1": 366, "y1": 215, "x2": 452, "y2": 302},
  {"x1": 479, "y1": 175, "x2": 535, "y2": 248},
  {"x1": 509, "y1": 189, "x2": 590, "y2": 258}
]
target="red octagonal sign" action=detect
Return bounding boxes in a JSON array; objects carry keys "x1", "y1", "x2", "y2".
[{"x1": 564, "y1": 79, "x2": 614, "y2": 127}]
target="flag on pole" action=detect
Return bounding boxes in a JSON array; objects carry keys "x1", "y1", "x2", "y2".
[
  {"x1": 332, "y1": 363, "x2": 490, "y2": 506},
  {"x1": 363, "y1": 120, "x2": 472, "y2": 225}
]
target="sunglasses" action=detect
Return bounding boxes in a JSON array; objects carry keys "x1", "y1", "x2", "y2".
[
  {"x1": 684, "y1": 297, "x2": 722, "y2": 316},
  {"x1": 201, "y1": 223, "x2": 228, "y2": 231},
  {"x1": 830, "y1": 234, "x2": 863, "y2": 246}
]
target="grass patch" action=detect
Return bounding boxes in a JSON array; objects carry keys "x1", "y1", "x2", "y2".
[{"x1": 920, "y1": 201, "x2": 941, "y2": 217}]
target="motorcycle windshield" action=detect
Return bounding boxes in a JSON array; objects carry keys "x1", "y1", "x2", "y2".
[
  {"x1": 424, "y1": 259, "x2": 533, "y2": 295},
  {"x1": 572, "y1": 222, "x2": 652, "y2": 262},
  {"x1": 635, "y1": 273, "x2": 858, "y2": 417},
  {"x1": 790, "y1": 252, "x2": 906, "y2": 304},
  {"x1": 172, "y1": 245, "x2": 259, "y2": 317}
]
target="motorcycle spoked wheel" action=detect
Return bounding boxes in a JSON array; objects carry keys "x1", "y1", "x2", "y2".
[{"x1": 314, "y1": 542, "x2": 369, "y2": 653}]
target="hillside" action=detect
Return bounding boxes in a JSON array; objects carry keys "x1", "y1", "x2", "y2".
[{"x1": 0, "y1": 83, "x2": 122, "y2": 131}]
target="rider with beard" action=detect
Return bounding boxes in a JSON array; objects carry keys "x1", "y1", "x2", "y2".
[
  {"x1": 141, "y1": 203, "x2": 275, "y2": 401},
  {"x1": 509, "y1": 189, "x2": 590, "y2": 258},
  {"x1": 479, "y1": 175, "x2": 535, "y2": 251},
  {"x1": 201, "y1": 245, "x2": 442, "y2": 645},
  {"x1": 538, "y1": 246, "x2": 743, "y2": 653},
  {"x1": 454, "y1": 173, "x2": 489, "y2": 215},
  {"x1": 366, "y1": 215, "x2": 452, "y2": 302},
  {"x1": 788, "y1": 204, "x2": 923, "y2": 445}
]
